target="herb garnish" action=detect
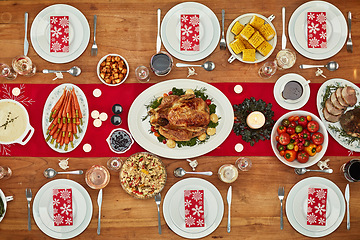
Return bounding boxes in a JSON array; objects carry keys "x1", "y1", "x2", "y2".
[
  {"x1": 328, "y1": 124, "x2": 360, "y2": 145},
  {"x1": 0, "y1": 112, "x2": 19, "y2": 130},
  {"x1": 233, "y1": 97, "x2": 274, "y2": 146}
]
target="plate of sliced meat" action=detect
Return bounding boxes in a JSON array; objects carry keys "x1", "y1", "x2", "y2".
[{"x1": 317, "y1": 78, "x2": 360, "y2": 152}]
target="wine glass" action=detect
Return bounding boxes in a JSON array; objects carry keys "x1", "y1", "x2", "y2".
[
  {"x1": 85, "y1": 165, "x2": 110, "y2": 189},
  {"x1": 107, "y1": 157, "x2": 122, "y2": 172},
  {"x1": 12, "y1": 55, "x2": 36, "y2": 77},
  {"x1": 135, "y1": 65, "x2": 150, "y2": 83},
  {"x1": 0, "y1": 166, "x2": 12, "y2": 180},
  {"x1": 235, "y1": 157, "x2": 252, "y2": 171},
  {"x1": 258, "y1": 49, "x2": 296, "y2": 79},
  {"x1": 0, "y1": 63, "x2": 17, "y2": 80}
]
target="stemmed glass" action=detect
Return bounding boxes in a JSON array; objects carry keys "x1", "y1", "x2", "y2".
[
  {"x1": 12, "y1": 55, "x2": 36, "y2": 77},
  {"x1": 0, "y1": 166, "x2": 12, "y2": 180},
  {"x1": 235, "y1": 157, "x2": 252, "y2": 171},
  {"x1": 258, "y1": 49, "x2": 296, "y2": 79},
  {"x1": 85, "y1": 165, "x2": 110, "y2": 189},
  {"x1": 0, "y1": 63, "x2": 17, "y2": 80}
]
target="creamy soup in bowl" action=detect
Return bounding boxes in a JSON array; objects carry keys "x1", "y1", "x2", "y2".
[{"x1": 0, "y1": 99, "x2": 34, "y2": 145}]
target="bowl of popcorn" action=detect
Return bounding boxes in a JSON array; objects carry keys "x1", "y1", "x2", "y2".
[{"x1": 97, "y1": 54, "x2": 129, "y2": 86}]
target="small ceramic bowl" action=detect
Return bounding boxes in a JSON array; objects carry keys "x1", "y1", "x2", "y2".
[
  {"x1": 97, "y1": 54, "x2": 129, "y2": 86},
  {"x1": 106, "y1": 128, "x2": 134, "y2": 154}
]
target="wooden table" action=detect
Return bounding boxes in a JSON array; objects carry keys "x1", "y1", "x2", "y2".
[{"x1": 0, "y1": 0, "x2": 359, "y2": 239}]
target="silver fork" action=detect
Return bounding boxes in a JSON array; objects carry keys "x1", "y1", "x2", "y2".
[
  {"x1": 219, "y1": 9, "x2": 226, "y2": 50},
  {"x1": 25, "y1": 188, "x2": 32, "y2": 231},
  {"x1": 278, "y1": 186, "x2": 284, "y2": 230},
  {"x1": 347, "y1": 12, "x2": 353, "y2": 53},
  {"x1": 91, "y1": 15, "x2": 98, "y2": 56},
  {"x1": 155, "y1": 193, "x2": 162, "y2": 234}
]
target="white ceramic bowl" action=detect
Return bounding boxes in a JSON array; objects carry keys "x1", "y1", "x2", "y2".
[
  {"x1": 106, "y1": 128, "x2": 134, "y2": 154},
  {"x1": 97, "y1": 54, "x2": 129, "y2": 86},
  {"x1": 0, "y1": 189, "x2": 7, "y2": 222},
  {"x1": 271, "y1": 110, "x2": 328, "y2": 168}
]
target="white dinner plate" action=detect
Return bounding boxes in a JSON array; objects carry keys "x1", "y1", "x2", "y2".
[
  {"x1": 286, "y1": 177, "x2": 345, "y2": 237},
  {"x1": 30, "y1": 4, "x2": 90, "y2": 63},
  {"x1": 33, "y1": 179, "x2": 93, "y2": 239},
  {"x1": 42, "y1": 83, "x2": 89, "y2": 153},
  {"x1": 273, "y1": 73, "x2": 311, "y2": 110},
  {"x1": 161, "y1": 2, "x2": 220, "y2": 62},
  {"x1": 292, "y1": 183, "x2": 340, "y2": 232},
  {"x1": 226, "y1": 13, "x2": 277, "y2": 64},
  {"x1": 38, "y1": 185, "x2": 87, "y2": 233},
  {"x1": 288, "y1": 1, "x2": 347, "y2": 60},
  {"x1": 316, "y1": 78, "x2": 360, "y2": 152},
  {"x1": 127, "y1": 79, "x2": 234, "y2": 159},
  {"x1": 163, "y1": 178, "x2": 224, "y2": 239}
]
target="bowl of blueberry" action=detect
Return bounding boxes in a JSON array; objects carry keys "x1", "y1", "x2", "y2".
[{"x1": 106, "y1": 128, "x2": 134, "y2": 154}]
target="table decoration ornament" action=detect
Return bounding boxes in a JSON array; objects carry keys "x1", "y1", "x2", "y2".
[{"x1": 233, "y1": 97, "x2": 274, "y2": 146}]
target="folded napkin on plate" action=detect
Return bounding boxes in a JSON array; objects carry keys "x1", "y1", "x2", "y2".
[
  {"x1": 180, "y1": 14, "x2": 200, "y2": 51},
  {"x1": 307, "y1": 12, "x2": 327, "y2": 48},
  {"x1": 307, "y1": 187, "x2": 327, "y2": 226},
  {"x1": 50, "y1": 16, "x2": 69, "y2": 52},
  {"x1": 184, "y1": 190, "x2": 204, "y2": 227},
  {"x1": 53, "y1": 188, "x2": 73, "y2": 226}
]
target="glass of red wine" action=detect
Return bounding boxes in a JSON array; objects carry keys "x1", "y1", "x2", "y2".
[{"x1": 341, "y1": 159, "x2": 360, "y2": 182}]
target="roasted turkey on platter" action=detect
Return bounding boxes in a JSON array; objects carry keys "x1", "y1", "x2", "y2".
[{"x1": 149, "y1": 94, "x2": 210, "y2": 141}]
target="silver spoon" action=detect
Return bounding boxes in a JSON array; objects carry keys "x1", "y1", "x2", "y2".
[
  {"x1": 176, "y1": 61, "x2": 215, "y2": 71},
  {"x1": 294, "y1": 168, "x2": 333, "y2": 175},
  {"x1": 42, "y1": 66, "x2": 82, "y2": 76},
  {"x1": 299, "y1": 61, "x2": 339, "y2": 71},
  {"x1": 174, "y1": 167, "x2": 213, "y2": 177},
  {"x1": 43, "y1": 168, "x2": 84, "y2": 178}
]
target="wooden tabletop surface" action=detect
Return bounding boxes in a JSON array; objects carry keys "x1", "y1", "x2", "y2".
[{"x1": 0, "y1": 0, "x2": 360, "y2": 239}]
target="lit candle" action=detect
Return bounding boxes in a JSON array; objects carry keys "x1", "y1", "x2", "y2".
[{"x1": 246, "y1": 111, "x2": 265, "y2": 129}]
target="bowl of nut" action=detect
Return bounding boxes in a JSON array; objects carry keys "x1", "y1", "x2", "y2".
[{"x1": 97, "y1": 54, "x2": 129, "y2": 86}]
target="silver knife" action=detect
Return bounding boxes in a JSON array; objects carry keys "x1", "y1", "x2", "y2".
[
  {"x1": 97, "y1": 189, "x2": 103, "y2": 235},
  {"x1": 227, "y1": 186, "x2": 232, "y2": 233},
  {"x1": 345, "y1": 184, "x2": 350, "y2": 230},
  {"x1": 281, "y1": 7, "x2": 287, "y2": 50},
  {"x1": 156, "y1": 8, "x2": 161, "y2": 53},
  {"x1": 24, "y1": 12, "x2": 29, "y2": 56}
]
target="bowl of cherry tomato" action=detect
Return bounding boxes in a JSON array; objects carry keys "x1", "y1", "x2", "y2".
[{"x1": 271, "y1": 110, "x2": 328, "y2": 168}]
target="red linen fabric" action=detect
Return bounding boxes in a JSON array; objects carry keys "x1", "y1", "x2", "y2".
[
  {"x1": 307, "y1": 187, "x2": 327, "y2": 226},
  {"x1": 184, "y1": 190, "x2": 205, "y2": 227},
  {"x1": 0, "y1": 82, "x2": 358, "y2": 158},
  {"x1": 307, "y1": 12, "x2": 327, "y2": 48},
  {"x1": 50, "y1": 16, "x2": 69, "y2": 52},
  {"x1": 53, "y1": 188, "x2": 73, "y2": 226},
  {"x1": 180, "y1": 14, "x2": 200, "y2": 51}
]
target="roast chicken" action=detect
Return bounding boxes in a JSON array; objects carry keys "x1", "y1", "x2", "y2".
[{"x1": 149, "y1": 94, "x2": 210, "y2": 141}]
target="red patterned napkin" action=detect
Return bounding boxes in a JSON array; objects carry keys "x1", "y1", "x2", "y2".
[
  {"x1": 180, "y1": 14, "x2": 200, "y2": 51},
  {"x1": 50, "y1": 16, "x2": 70, "y2": 52},
  {"x1": 53, "y1": 188, "x2": 73, "y2": 226},
  {"x1": 184, "y1": 190, "x2": 204, "y2": 227},
  {"x1": 307, "y1": 188, "x2": 328, "y2": 226},
  {"x1": 307, "y1": 12, "x2": 327, "y2": 48}
]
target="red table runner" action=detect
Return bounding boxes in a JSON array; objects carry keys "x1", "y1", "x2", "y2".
[{"x1": 0, "y1": 82, "x2": 358, "y2": 158}]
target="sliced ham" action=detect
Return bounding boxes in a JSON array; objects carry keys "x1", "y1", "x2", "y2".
[
  {"x1": 336, "y1": 87, "x2": 348, "y2": 107},
  {"x1": 341, "y1": 86, "x2": 357, "y2": 107},
  {"x1": 325, "y1": 98, "x2": 344, "y2": 116},
  {"x1": 323, "y1": 107, "x2": 342, "y2": 123},
  {"x1": 330, "y1": 92, "x2": 345, "y2": 110}
]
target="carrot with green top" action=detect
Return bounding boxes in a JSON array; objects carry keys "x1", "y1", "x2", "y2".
[
  {"x1": 49, "y1": 87, "x2": 66, "y2": 121},
  {"x1": 65, "y1": 91, "x2": 73, "y2": 122},
  {"x1": 72, "y1": 88, "x2": 83, "y2": 125},
  {"x1": 56, "y1": 92, "x2": 68, "y2": 123}
]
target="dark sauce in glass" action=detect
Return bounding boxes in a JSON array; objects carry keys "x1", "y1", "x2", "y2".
[
  {"x1": 282, "y1": 81, "x2": 303, "y2": 100},
  {"x1": 151, "y1": 53, "x2": 171, "y2": 74}
]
